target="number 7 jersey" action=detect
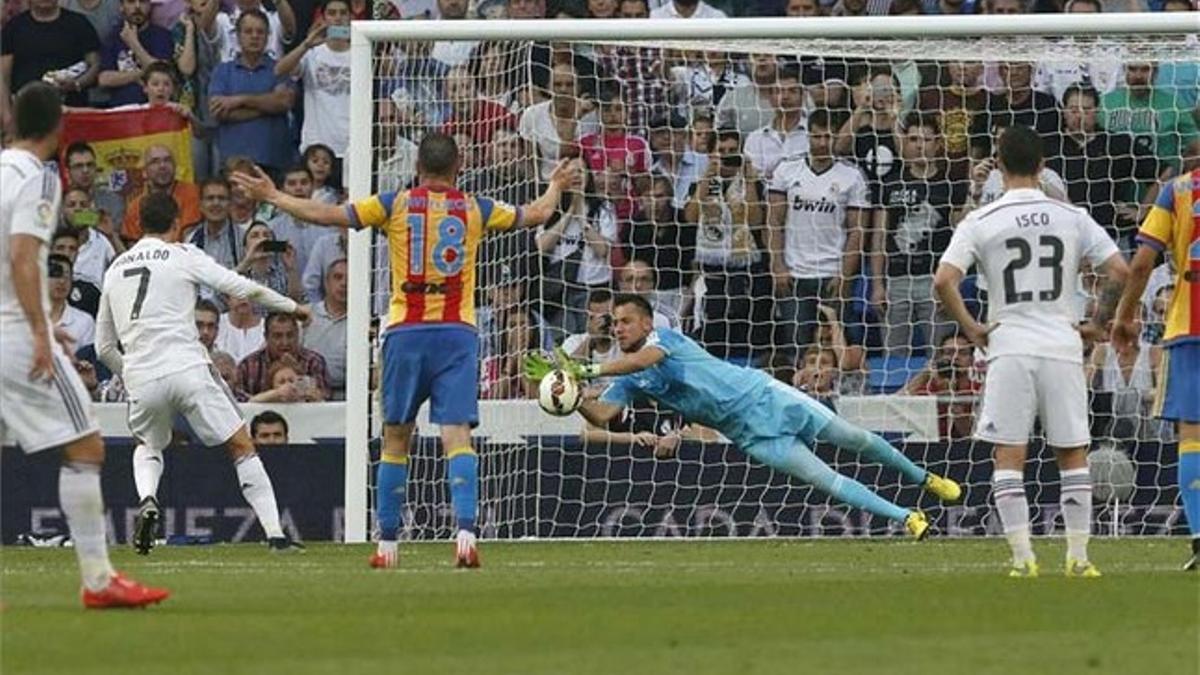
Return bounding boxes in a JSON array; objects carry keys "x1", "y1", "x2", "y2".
[
  {"x1": 97, "y1": 238, "x2": 298, "y2": 394},
  {"x1": 345, "y1": 185, "x2": 521, "y2": 329},
  {"x1": 941, "y1": 187, "x2": 1119, "y2": 364}
]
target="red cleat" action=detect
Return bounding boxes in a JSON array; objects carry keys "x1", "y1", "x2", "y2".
[
  {"x1": 455, "y1": 530, "x2": 480, "y2": 569},
  {"x1": 82, "y1": 573, "x2": 170, "y2": 610}
]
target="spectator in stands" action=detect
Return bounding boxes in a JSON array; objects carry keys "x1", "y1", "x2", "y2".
[
  {"x1": 1101, "y1": 61, "x2": 1198, "y2": 171},
  {"x1": 872, "y1": 111, "x2": 967, "y2": 357},
  {"x1": 595, "y1": 0, "x2": 664, "y2": 133},
  {"x1": 304, "y1": 144, "x2": 341, "y2": 204},
  {"x1": 275, "y1": 0, "x2": 351, "y2": 162},
  {"x1": 580, "y1": 82, "x2": 652, "y2": 190},
  {"x1": 225, "y1": 155, "x2": 271, "y2": 227},
  {"x1": 463, "y1": 127, "x2": 540, "y2": 204},
  {"x1": 64, "y1": 141, "x2": 126, "y2": 228},
  {"x1": 175, "y1": 0, "x2": 221, "y2": 173},
  {"x1": 651, "y1": 0, "x2": 727, "y2": 17},
  {"x1": 250, "y1": 410, "x2": 289, "y2": 446},
  {"x1": 1086, "y1": 326, "x2": 1160, "y2": 440},
  {"x1": 480, "y1": 305, "x2": 538, "y2": 399},
  {"x1": 984, "y1": 62, "x2": 1061, "y2": 152},
  {"x1": 122, "y1": 143, "x2": 202, "y2": 240},
  {"x1": 209, "y1": 10, "x2": 296, "y2": 180},
  {"x1": 49, "y1": 254, "x2": 96, "y2": 354},
  {"x1": 211, "y1": 0, "x2": 295, "y2": 62},
  {"x1": 187, "y1": 177, "x2": 243, "y2": 270},
  {"x1": 716, "y1": 52, "x2": 778, "y2": 136},
  {"x1": 802, "y1": 57, "x2": 849, "y2": 116},
  {"x1": 194, "y1": 298, "x2": 220, "y2": 351},
  {"x1": 745, "y1": 62, "x2": 809, "y2": 181},
  {"x1": 62, "y1": 0, "x2": 123, "y2": 53},
  {"x1": 96, "y1": 0, "x2": 176, "y2": 106},
  {"x1": 430, "y1": 0, "x2": 480, "y2": 68},
  {"x1": 899, "y1": 332, "x2": 981, "y2": 440},
  {"x1": 443, "y1": 63, "x2": 518, "y2": 148},
  {"x1": 627, "y1": 173, "x2": 697, "y2": 323},
  {"x1": 786, "y1": 0, "x2": 824, "y2": 15},
  {"x1": 506, "y1": 0, "x2": 546, "y2": 17},
  {"x1": 1033, "y1": 0, "x2": 1123, "y2": 103},
  {"x1": 302, "y1": 229, "x2": 347, "y2": 303},
  {"x1": 562, "y1": 288, "x2": 620, "y2": 387},
  {"x1": 0, "y1": 0, "x2": 100, "y2": 131},
  {"x1": 838, "y1": 66, "x2": 902, "y2": 208},
  {"x1": 918, "y1": 61, "x2": 989, "y2": 180},
  {"x1": 687, "y1": 128, "x2": 771, "y2": 363},
  {"x1": 216, "y1": 291, "x2": 265, "y2": 363},
  {"x1": 615, "y1": 260, "x2": 677, "y2": 332},
  {"x1": 587, "y1": 0, "x2": 617, "y2": 16},
  {"x1": 791, "y1": 345, "x2": 839, "y2": 410},
  {"x1": 1044, "y1": 84, "x2": 1159, "y2": 242},
  {"x1": 236, "y1": 221, "x2": 302, "y2": 301},
  {"x1": 536, "y1": 163, "x2": 617, "y2": 340},
  {"x1": 768, "y1": 109, "x2": 869, "y2": 359},
  {"x1": 140, "y1": 60, "x2": 194, "y2": 120},
  {"x1": 50, "y1": 228, "x2": 102, "y2": 317},
  {"x1": 61, "y1": 187, "x2": 119, "y2": 287},
  {"x1": 1155, "y1": 0, "x2": 1199, "y2": 117},
  {"x1": 470, "y1": 40, "x2": 531, "y2": 114},
  {"x1": 667, "y1": 50, "x2": 746, "y2": 115},
  {"x1": 813, "y1": 301, "x2": 868, "y2": 395},
  {"x1": 302, "y1": 259, "x2": 347, "y2": 400},
  {"x1": 520, "y1": 58, "x2": 599, "y2": 182},
  {"x1": 267, "y1": 165, "x2": 327, "y2": 277},
  {"x1": 211, "y1": 349, "x2": 250, "y2": 401},
  {"x1": 648, "y1": 112, "x2": 705, "y2": 208},
  {"x1": 981, "y1": 0, "x2": 1025, "y2": 12},
  {"x1": 830, "y1": 0, "x2": 886, "y2": 17},
  {"x1": 239, "y1": 312, "x2": 329, "y2": 396}
]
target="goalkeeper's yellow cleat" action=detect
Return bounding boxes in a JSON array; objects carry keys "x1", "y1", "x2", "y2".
[
  {"x1": 1065, "y1": 559, "x2": 1102, "y2": 578},
  {"x1": 904, "y1": 511, "x2": 930, "y2": 541},
  {"x1": 1008, "y1": 560, "x2": 1040, "y2": 578},
  {"x1": 922, "y1": 473, "x2": 962, "y2": 503}
]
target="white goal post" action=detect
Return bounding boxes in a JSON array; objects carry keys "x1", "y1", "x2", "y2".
[{"x1": 343, "y1": 14, "x2": 1199, "y2": 544}]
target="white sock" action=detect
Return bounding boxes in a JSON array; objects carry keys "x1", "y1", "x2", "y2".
[
  {"x1": 377, "y1": 540, "x2": 398, "y2": 556},
  {"x1": 235, "y1": 453, "x2": 284, "y2": 539},
  {"x1": 1060, "y1": 467, "x2": 1093, "y2": 563},
  {"x1": 993, "y1": 469, "x2": 1035, "y2": 565},
  {"x1": 59, "y1": 462, "x2": 115, "y2": 591},
  {"x1": 132, "y1": 444, "x2": 164, "y2": 502}
]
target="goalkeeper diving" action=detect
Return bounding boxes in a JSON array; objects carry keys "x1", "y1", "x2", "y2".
[{"x1": 527, "y1": 294, "x2": 961, "y2": 538}]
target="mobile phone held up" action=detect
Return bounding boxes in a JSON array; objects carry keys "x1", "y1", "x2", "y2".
[
  {"x1": 260, "y1": 240, "x2": 289, "y2": 254},
  {"x1": 326, "y1": 25, "x2": 350, "y2": 40}
]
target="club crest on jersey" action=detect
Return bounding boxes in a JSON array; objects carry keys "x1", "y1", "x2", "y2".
[{"x1": 35, "y1": 200, "x2": 54, "y2": 229}]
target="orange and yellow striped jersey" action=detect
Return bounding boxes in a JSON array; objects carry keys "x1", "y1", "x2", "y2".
[
  {"x1": 1136, "y1": 169, "x2": 1200, "y2": 346},
  {"x1": 346, "y1": 184, "x2": 521, "y2": 328}
]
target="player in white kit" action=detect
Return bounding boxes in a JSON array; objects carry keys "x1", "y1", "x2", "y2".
[
  {"x1": 96, "y1": 192, "x2": 310, "y2": 555},
  {"x1": 933, "y1": 126, "x2": 1129, "y2": 578},
  {"x1": 0, "y1": 82, "x2": 169, "y2": 608}
]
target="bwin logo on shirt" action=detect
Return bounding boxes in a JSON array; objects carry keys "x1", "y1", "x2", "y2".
[{"x1": 790, "y1": 197, "x2": 837, "y2": 214}]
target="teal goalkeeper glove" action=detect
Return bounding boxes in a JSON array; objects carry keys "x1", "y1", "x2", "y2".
[
  {"x1": 554, "y1": 346, "x2": 602, "y2": 381},
  {"x1": 523, "y1": 351, "x2": 556, "y2": 382}
]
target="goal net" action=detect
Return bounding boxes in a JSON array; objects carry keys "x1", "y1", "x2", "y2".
[{"x1": 343, "y1": 15, "x2": 1198, "y2": 542}]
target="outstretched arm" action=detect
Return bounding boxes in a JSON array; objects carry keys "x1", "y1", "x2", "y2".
[
  {"x1": 521, "y1": 159, "x2": 582, "y2": 226},
  {"x1": 230, "y1": 166, "x2": 352, "y2": 228},
  {"x1": 1111, "y1": 244, "x2": 1156, "y2": 351}
]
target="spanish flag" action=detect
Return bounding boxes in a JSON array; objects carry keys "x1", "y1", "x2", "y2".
[{"x1": 58, "y1": 105, "x2": 192, "y2": 203}]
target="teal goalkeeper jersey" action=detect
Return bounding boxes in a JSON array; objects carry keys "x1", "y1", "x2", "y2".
[{"x1": 599, "y1": 329, "x2": 834, "y2": 448}]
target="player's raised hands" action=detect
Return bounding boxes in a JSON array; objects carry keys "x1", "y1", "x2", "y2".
[
  {"x1": 229, "y1": 165, "x2": 279, "y2": 203},
  {"x1": 523, "y1": 351, "x2": 555, "y2": 383},
  {"x1": 293, "y1": 304, "x2": 313, "y2": 326}
]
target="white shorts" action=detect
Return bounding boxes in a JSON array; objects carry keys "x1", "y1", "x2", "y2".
[
  {"x1": 127, "y1": 364, "x2": 245, "y2": 450},
  {"x1": 974, "y1": 355, "x2": 1089, "y2": 448},
  {"x1": 0, "y1": 334, "x2": 99, "y2": 453}
]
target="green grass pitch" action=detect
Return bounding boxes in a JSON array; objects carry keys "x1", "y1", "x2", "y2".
[{"x1": 2, "y1": 539, "x2": 1197, "y2": 675}]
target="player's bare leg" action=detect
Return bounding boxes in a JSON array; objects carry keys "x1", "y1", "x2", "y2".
[
  {"x1": 226, "y1": 426, "x2": 301, "y2": 552},
  {"x1": 442, "y1": 424, "x2": 481, "y2": 569},
  {"x1": 1056, "y1": 446, "x2": 1099, "y2": 577},
  {"x1": 64, "y1": 434, "x2": 169, "y2": 608},
  {"x1": 993, "y1": 444, "x2": 1038, "y2": 577},
  {"x1": 371, "y1": 423, "x2": 413, "y2": 569}
]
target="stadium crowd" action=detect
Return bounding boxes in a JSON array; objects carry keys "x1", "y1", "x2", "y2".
[{"x1": 1, "y1": 0, "x2": 1196, "y2": 440}]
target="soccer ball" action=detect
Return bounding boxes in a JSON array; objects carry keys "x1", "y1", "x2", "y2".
[
  {"x1": 1087, "y1": 443, "x2": 1136, "y2": 502},
  {"x1": 538, "y1": 370, "x2": 581, "y2": 416}
]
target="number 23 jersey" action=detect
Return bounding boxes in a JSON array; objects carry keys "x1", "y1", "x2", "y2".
[
  {"x1": 941, "y1": 187, "x2": 1118, "y2": 364},
  {"x1": 346, "y1": 185, "x2": 521, "y2": 330}
]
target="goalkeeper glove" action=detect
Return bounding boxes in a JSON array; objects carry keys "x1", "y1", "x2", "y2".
[
  {"x1": 523, "y1": 351, "x2": 556, "y2": 382},
  {"x1": 554, "y1": 346, "x2": 602, "y2": 381}
]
